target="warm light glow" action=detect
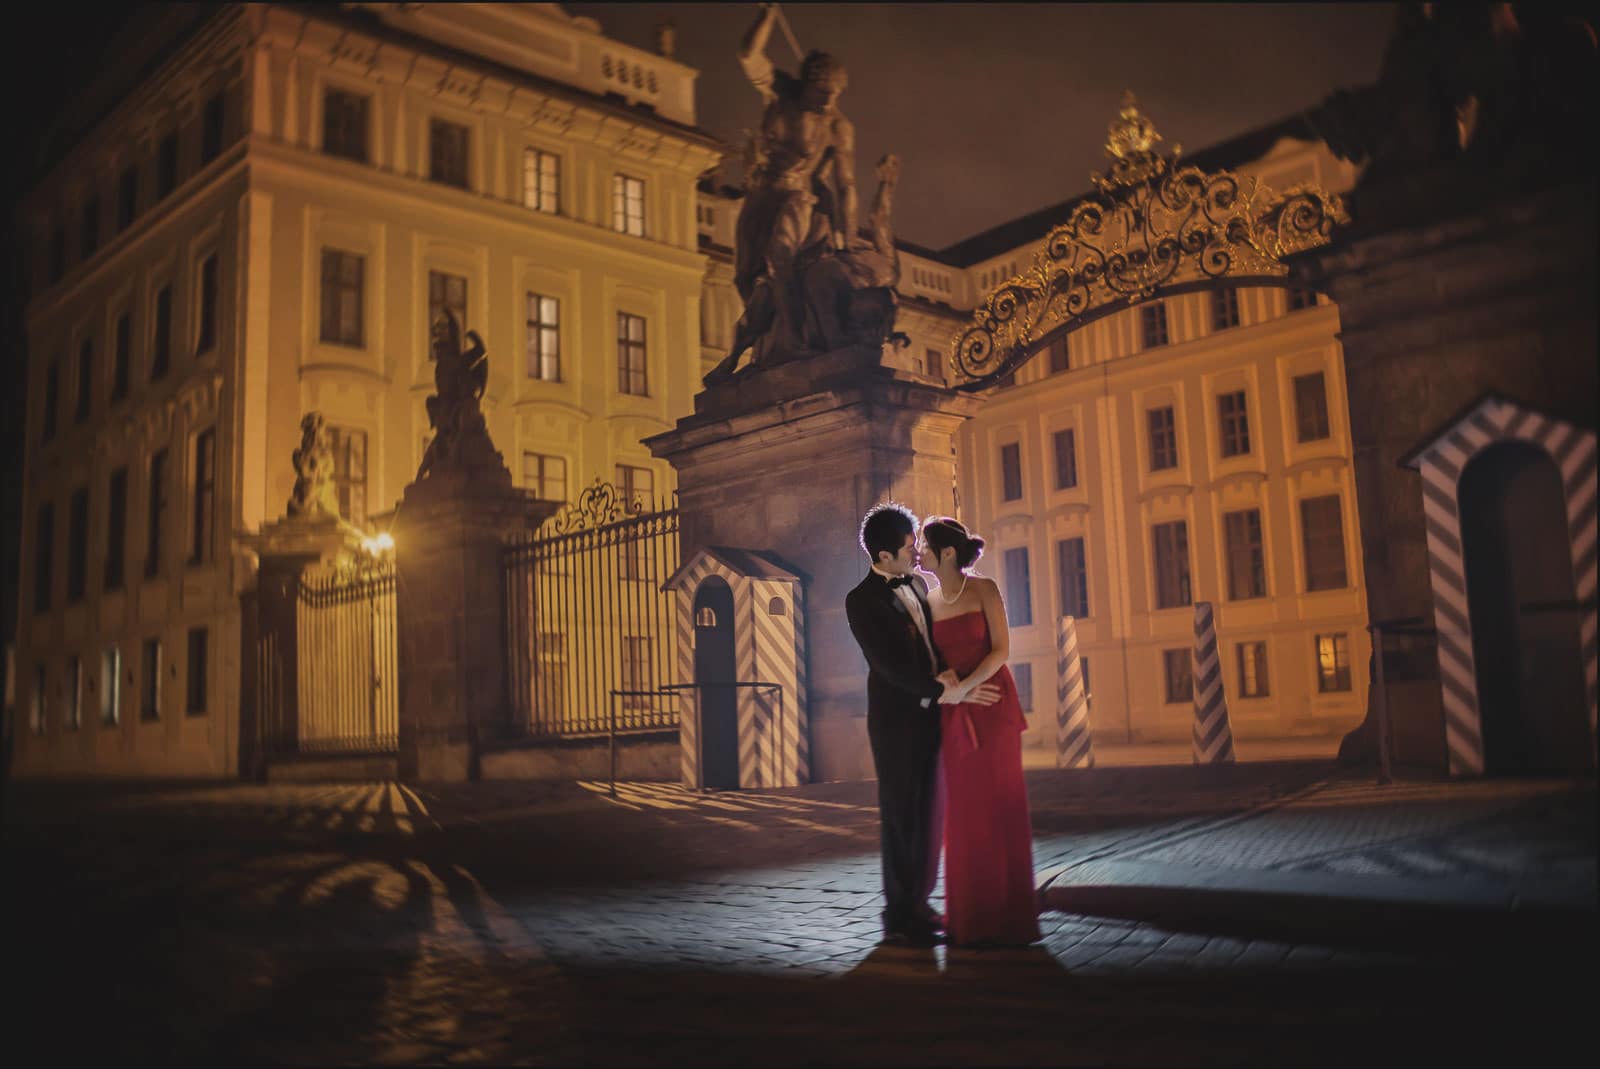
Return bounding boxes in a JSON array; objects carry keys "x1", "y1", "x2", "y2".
[{"x1": 363, "y1": 532, "x2": 396, "y2": 556}]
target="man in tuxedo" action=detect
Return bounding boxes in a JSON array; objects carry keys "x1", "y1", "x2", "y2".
[{"x1": 845, "y1": 503, "x2": 1002, "y2": 946}]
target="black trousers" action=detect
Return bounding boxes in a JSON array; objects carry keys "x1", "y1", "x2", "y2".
[{"x1": 866, "y1": 701, "x2": 942, "y2": 930}]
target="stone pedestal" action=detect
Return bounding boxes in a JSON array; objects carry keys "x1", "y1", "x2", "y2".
[
  {"x1": 1305, "y1": 177, "x2": 1596, "y2": 771},
  {"x1": 241, "y1": 516, "x2": 364, "y2": 778},
  {"x1": 647, "y1": 344, "x2": 983, "y2": 783},
  {"x1": 391, "y1": 471, "x2": 556, "y2": 783}
]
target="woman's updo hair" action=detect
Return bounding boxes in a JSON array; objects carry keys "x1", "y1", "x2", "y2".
[{"x1": 921, "y1": 516, "x2": 985, "y2": 570}]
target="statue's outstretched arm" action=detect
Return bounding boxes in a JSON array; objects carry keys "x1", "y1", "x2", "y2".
[{"x1": 739, "y1": 4, "x2": 779, "y2": 101}]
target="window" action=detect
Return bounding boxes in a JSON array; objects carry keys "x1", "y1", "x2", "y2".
[
  {"x1": 117, "y1": 166, "x2": 137, "y2": 231},
  {"x1": 620, "y1": 636, "x2": 652, "y2": 708},
  {"x1": 522, "y1": 452, "x2": 567, "y2": 504},
  {"x1": 49, "y1": 225, "x2": 66, "y2": 284},
  {"x1": 31, "y1": 664, "x2": 46, "y2": 734},
  {"x1": 146, "y1": 448, "x2": 168, "y2": 578},
  {"x1": 1056, "y1": 537, "x2": 1088, "y2": 619},
  {"x1": 428, "y1": 270, "x2": 468, "y2": 341},
  {"x1": 612, "y1": 173, "x2": 645, "y2": 236},
  {"x1": 1147, "y1": 406, "x2": 1177, "y2": 470},
  {"x1": 43, "y1": 356, "x2": 59, "y2": 441},
  {"x1": 67, "y1": 655, "x2": 82, "y2": 730},
  {"x1": 1140, "y1": 302, "x2": 1169, "y2": 348},
  {"x1": 319, "y1": 249, "x2": 365, "y2": 347},
  {"x1": 1294, "y1": 372, "x2": 1331, "y2": 442},
  {"x1": 105, "y1": 467, "x2": 128, "y2": 591},
  {"x1": 34, "y1": 502, "x2": 54, "y2": 613},
  {"x1": 141, "y1": 637, "x2": 162, "y2": 720},
  {"x1": 81, "y1": 197, "x2": 99, "y2": 260},
  {"x1": 1223, "y1": 509, "x2": 1266, "y2": 600},
  {"x1": 1003, "y1": 546, "x2": 1033, "y2": 626},
  {"x1": 157, "y1": 133, "x2": 178, "y2": 199},
  {"x1": 101, "y1": 646, "x2": 121, "y2": 725},
  {"x1": 429, "y1": 117, "x2": 470, "y2": 189},
  {"x1": 1237, "y1": 641, "x2": 1270, "y2": 698},
  {"x1": 1012, "y1": 662, "x2": 1034, "y2": 713},
  {"x1": 75, "y1": 337, "x2": 93, "y2": 421},
  {"x1": 1316, "y1": 633, "x2": 1352, "y2": 692},
  {"x1": 1152, "y1": 520, "x2": 1191, "y2": 609},
  {"x1": 1047, "y1": 337, "x2": 1069, "y2": 375},
  {"x1": 326, "y1": 425, "x2": 367, "y2": 526},
  {"x1": 322, "y1": 89, "x2": 369, "y2": 164},
  {"x1": 201, "y1": 91, "x2": 225, "y2": 164},
  {"x1": 1300, "y1": 495, "x2": 1348, "y2": 591},
  {"x1": 186, "y1": 627, "x2": 208, "y2": 716},
  {"x1": 1080, "y1": 657, "x2": 1091, "y2": 702},
  {"x1": 67, "y1": 486, "x2": 88, "y2": 603},
  {"x1": 616, "y1": 464, "x2": 654, "y2": 511},
  {"x1": 111, "y1": 312, "x2": 130, "y2": 401},
  {"x1": 999, "y1": 443, "x2": 1023, "y2": 502},
  {"x1": 617, "y1": 312, "x2": 648, "y2": 396},
  {"x1": 525, "y1": 292, "x2": 560, "y2": 381},
  {"x1": 190, "y1": 430, "x2": 216, "y2": 564},
  {"x1": 1217, "y1": 390, "x2": 1251, "y2": 457},
  {"x1": 151, "y1": 284, "x2": 172, "y2": 380},
  {"x1": 1211, "y1": 287, "x2": 1240, "y2": 331},
  {"x1": 522, "y1": 147, "x2": 560, "y2": 213},
  {"x1": 1052, "y1": 429, "x2": 1077, "y2": 490},
  {"x1": 1163, "y1": 649, "x2": 1193, "y2": 703},
  {"x1": 1287, "y1": 286, "x2": 1317, "y2": 311},
  {"x1": 924, "y1": 348, "x2": 943, "y2": 380},
  {"x1": 196, "y1": 253, "x2": 218, "y2": 355}
]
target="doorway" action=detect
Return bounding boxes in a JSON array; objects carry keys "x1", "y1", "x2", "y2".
[
  {"x1": 694, "y1": 576, "x2": 740, "y2": 789},
  {"x1": 1459, "y1": 441, "x2": 1592, "y2": 774}
]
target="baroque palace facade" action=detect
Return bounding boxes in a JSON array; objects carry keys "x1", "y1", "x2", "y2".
[
  {"x1": 13, "y1": 2, "x2": 1368, "y2": 778},
  {"x1": 14, "y1": 3, "x2": 719, "y2": 777}
]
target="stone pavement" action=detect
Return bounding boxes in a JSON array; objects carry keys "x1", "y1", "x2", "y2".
[{"x1": 5, "y1": 759, "x2": 1593, "y2": 1065}]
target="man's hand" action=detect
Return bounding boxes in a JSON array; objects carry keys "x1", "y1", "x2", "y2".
[{"x1": 936, "y1": 670, "x2": 960, "y2": 689}]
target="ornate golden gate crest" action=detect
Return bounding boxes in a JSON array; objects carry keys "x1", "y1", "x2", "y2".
[{"x1": 950, "y1": 94, "x2": 1350, "y2": 390}]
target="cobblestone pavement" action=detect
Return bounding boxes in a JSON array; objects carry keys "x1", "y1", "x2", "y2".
[{"x1": 6, "y1": 763, "x2": 1592, "y2": 1065}]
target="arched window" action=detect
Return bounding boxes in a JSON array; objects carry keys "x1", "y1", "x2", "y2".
[
  {"x1": 767, "y1": 597, "x2": 786, "y2": 616},
  {"x1": 695, "y1": 606, "x2": 717, "y2": 628}
]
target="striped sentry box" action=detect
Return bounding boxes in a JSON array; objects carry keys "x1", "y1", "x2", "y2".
[
  {"x1": 1404, "y1": 394, "x2": 1598, "y2": 777},
  {"x1": 1191, "y1": 601, "x2": 1236, "y2": 764},
  {"x1": 1055, "y1": 615, "x2": 1094, "y2": 768}
]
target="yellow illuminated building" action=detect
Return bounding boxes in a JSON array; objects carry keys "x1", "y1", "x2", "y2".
[{"x1": 14, "y1": 3, "x2": 720, "y2": 777}]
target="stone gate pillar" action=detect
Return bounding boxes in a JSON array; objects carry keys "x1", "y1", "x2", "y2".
[{"x1": 647, "y1": 345, "x2": 982, "y2": 783}]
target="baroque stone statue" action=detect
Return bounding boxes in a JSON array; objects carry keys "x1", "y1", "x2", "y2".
[
  {"x1": 703, "y1": 4, "x2": 905, "y2": 385},
  {"x1": 286, "y1": 411, "x2": 341, "y2": 519},
  {"x1": 416, "y1": 310, "x2": 508, "y2": 483}
]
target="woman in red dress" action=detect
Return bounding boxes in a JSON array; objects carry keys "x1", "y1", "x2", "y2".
[{"x1": 920, "y1": 517, "x2": 1041, "y2": 947}]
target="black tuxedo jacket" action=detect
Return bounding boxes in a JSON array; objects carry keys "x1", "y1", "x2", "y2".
[{"x1": 844, "y1": 571, "x2": 947, "y2": 718}]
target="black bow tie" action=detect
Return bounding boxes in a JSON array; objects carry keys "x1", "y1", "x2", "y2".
[{"x1": 885, "y1": 575, "x2": 914, "y2": 590}]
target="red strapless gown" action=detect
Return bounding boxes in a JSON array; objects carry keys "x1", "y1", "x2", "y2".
[{"x1": 932, "y1": 610, "x2": 1041, "y2": 946}]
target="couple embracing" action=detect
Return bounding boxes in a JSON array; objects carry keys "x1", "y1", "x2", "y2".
[{"x1": 845, "y1": 504, "x2": 1041, "y2": 948}]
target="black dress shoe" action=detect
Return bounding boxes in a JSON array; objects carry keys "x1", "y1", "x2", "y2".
[{"x1": 881, "y1": 926, "x2": 945, "y2": 948}]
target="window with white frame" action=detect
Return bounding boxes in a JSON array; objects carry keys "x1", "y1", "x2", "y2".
[
  {"x1": 1316, "y1": 632, "x2": 1351, "y2": 692},
  {"x1": 1140, "y1": 302, "x2": 1169, "y2": 348},
  {"x1": 320, "y1": 249, "x2": 365, "y2": 347},
  {"x1": 1152, "y1": 520, "x2": 1191, "y2": 609},
  {"x1": 1052, "y1": 428, "x2": 1077, "y2": 490},
  {"x1": 1147, "y1": 406, "x2": 1177, "y2": 470},
  {"x1": 522, "y1": 452, "x2": 567, "y2": 504},
  {"x1": 612, "y1": 174, "x2": 645, "y2": 236},
  {"x1": 326, "y1": 425, "x2": 367, "y2": 527},
  {"x1": 616, "y1": 464, "x2": 654, "y2": 511},
  {"x1": 523, "y1": 147, "x2": 560, "y2": 214},
  {"x1": 1224, "y1": 509, "x2": 1266, "y2": 600},
  {"x1": 617, "y1": 312, "x2": 648, "y2": 396},
  {"x1": 101, "y1": 645, "x2": 121, "y2": 725},
  {"x1": 1217, "y1": 390, "x2": 1251, "y2": 457},
  {"x1": 525, "y1": 292, "x2": 560, "y2": 381},
  {"x1": 1237, "y1": 640, "x2": 1270, "y2": 698}
]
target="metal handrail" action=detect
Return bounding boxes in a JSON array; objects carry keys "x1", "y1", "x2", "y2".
[{"x1": 607, "y1": 682, "x2": 784, "y2": 798}]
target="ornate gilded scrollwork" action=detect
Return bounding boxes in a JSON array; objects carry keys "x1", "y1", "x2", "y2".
[
  {"x1": 950, "y1": 94, "x2": 1349, "y2": 391},
  {"x1": 542, "y1": 479, "x2": 649, "y2": 535}
]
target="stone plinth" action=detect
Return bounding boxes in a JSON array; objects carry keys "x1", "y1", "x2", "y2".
[
  {"x1": 647, "y1": 345, "x2": 983, "y2": 782},
  {"x1": 391, "y1": 478, "x2": 555, "y2": 782},
  {"x1": 1304, "y1": 178, "x2": 1596, "y2": 771},
  {"x1": 241, "y1": 515, "x2": 364, "y2": 777}
]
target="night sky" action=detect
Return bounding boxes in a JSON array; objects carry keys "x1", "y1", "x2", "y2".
[{"x1": 0, "y1": 3, "x2": 1399, "y2": 684}]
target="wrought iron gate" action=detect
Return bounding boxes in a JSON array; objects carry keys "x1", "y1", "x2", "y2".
[
  {"x1": 504, "y1": 481, "x2": 680, "y2": 737},
  {"x1": 285, "y1": 560, "x2": 398, "y2": 753}
]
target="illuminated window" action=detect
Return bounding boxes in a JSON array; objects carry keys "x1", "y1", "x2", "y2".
[
  {"x1": 1218, "y1": 390, "x2": 1251, "y2": 457},
  {"x1": 695, "y1": 607, "x2": 717, "y2": 628},
  {"x1": 612, "y1": 173, "x2": 646, "y2": 236},
  {"x1": 1237, "y1": 641, "x2": 1270, "y2": 698},
  {"x1": 525, "y1": 292, "x2": 560, "y2": 381},
  {"x1": 1147, "y1": 406, "x2": 1177, "y2": 470},
  {"x1": 1163, "y1": 649, "x2": 1193, "y2": 703},
  {"x1": 523, "y1": 148, "x2": 560, "y2": 214},
  {"x1": 1316, "y1": 633, "x2": 1351, "y2": 692},
  {"x1": 429, "y1": 118, "x2": 470, "y2": 189},
  {"x1": 101, "y1": 646, "x2": 122, "y2": 725},
  {"x1": 1224, "y1": 509, "x2": 1266, "y2": 600},
  {"x1": 320, "y1": 249, "x2": 364, "y2": 347}
]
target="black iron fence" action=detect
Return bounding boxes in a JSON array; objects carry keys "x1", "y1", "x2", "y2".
[
  {"x1": 291, "y1": 561, "x2": 399, "y2": 753},
  {"x1": 504, "y1": 482, "x2": 681, "y2": 738}
]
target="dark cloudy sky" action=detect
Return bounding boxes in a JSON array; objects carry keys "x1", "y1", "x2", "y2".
[{"x1": 567, "y1": 2, "x2": 1396, "y2": 249}]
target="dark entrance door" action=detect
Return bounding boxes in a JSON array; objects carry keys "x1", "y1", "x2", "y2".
[
  {"x1": 1460, "y1": 441, "x2": 1591, "y2": 774},
  {"x1": 694, "y1": 577, "x2": 740, "y2": 789}
]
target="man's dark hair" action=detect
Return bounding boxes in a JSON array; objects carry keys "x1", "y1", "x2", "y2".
[{"x1": 859, "y1": 502, "x2": 917, "y2": 563}]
